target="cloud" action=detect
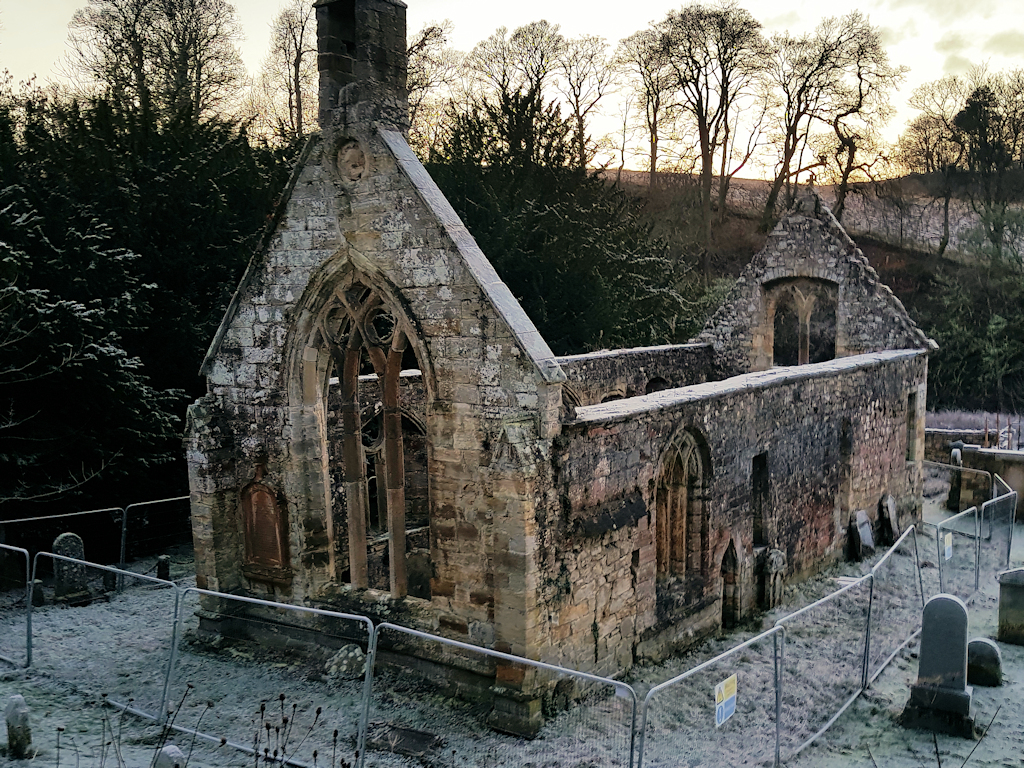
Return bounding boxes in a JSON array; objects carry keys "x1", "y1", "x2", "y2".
[
  {"x1": 935, "y1": 31, "x2": 971, "y2": 56},
  {"x1": 762, "y1": 11, "x2": 800, "y2": 33},
  {"x1": 887, "y1": 0, "x2": 998, "y2": 22},
  {"x1": 879, "y1": 22, "x2": 916, "y2": 48},
  {"x1": 984, "y1": 30, "x2": 1024, "y2": 58},
  {"x1": 942, "y1": 54, "x2": 974, "y2": 75}
]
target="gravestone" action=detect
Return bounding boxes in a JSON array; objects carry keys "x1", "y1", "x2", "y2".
[
  {"x1": 52, "y1": 533, "x2": 88, "y2": 602},
  {"x1": 156, "y1": 555, "x2": 171, "y2": 582},
  {"x1": 967, "y1": 637, "x2": 1002, "y2": 687},
  {"x1": 878, "y1": 494, "x2": 900, "y2": 545},
  {"x1": 902, "y1": 594, "x2": 976, "y2": 737},
  {"x1": 848, "y1": 510, "x2": 875, "y2": 561},
  {"x1": 997, "y1": 567, "x2": 1024, "y2": 645},
  {"x1": 5, "y1": 694, "x2": 31, "y2": 759}
]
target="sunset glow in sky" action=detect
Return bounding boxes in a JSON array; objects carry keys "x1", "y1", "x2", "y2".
[{"x1": 3, "y1": 0, "x2": 1022, "y2": 154}]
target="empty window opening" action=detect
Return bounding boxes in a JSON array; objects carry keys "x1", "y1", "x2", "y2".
[
  {"x1": 752, "y1": 452, "x2": 769, "y2": 548},
  {"x1": 319, "y1": 277, "x2": 430, "y2": 600},
  {"x1": 906, "y1": 392, "x2": 918, "y2": 461},
  {"x1": 645, "y1": 377, "x2": 671, "y2": 394},
  {"x1": 768, "y1": 279, "x2": 838, "y2": 366},
  {"x1": 657, "y1": 430, "x2": 710, "y2": 582},
  {"x1": 721, "y1": 540, "x2": 741, "y2": 629}
]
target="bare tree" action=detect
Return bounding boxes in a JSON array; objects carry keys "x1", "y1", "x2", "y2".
[
  {"x1": 760, "y1": 13, "x2": 896, "y2": 229},
  {"x1": 67, "y1": 0, "x2": 244, "y2": 123},
  {"x1": 468, "y1": 20, "x2": 565, "y2": 98},
  {"x1": 658, "y1": 1, "x2": 766, "y2": 275},
  {"x1": 617, "y1": 28, "x2": 673, "y2": 186},
  {"x1": 407, "y1": 21, "x2": 463, "y2": 157},
  {"x1": 555, "y1": 34, "x2": 618, "y2": 168},
  {"x1": 256, "y1": 0, "x2": 317, "y2": 141}
]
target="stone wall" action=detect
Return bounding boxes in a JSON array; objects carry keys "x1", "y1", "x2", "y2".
[
  {"x1": 699, "y1": 192, "x2": 935, "y2": 376},
  {"x1": 555, "y1": 343, "x2": 712, "y2": 408},
  {"x1": 539, "y1": 351, "x2": 927, "y2": 671}
]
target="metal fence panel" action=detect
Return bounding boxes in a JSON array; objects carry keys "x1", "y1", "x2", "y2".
[
  {"x1": 776, "y1": 575, "x2": 872, "y2": 760},
  {"x1": 121, "y1": 496, "x2": 192, "y2": 564},
  {"x1": 367, "y1": 622, "x2": 637, "y2": 768},
  {"x1": 936, "y1": 506, "x2": 979, "y2": 600},
  {"x1": 168, "y1": 588, "x2": 374, "y2": 768},
  {"x1": 980, "y1": 490, "x2": 1016, "y2": 584},
  {"x1": 29, "y1": 553, "x2": 179, "y2": 718},
  {"x1": 636, "y1": 628, "x2": 781, "y2": 768},
  {"x1": 0, "y1": 544, "x2": 31, "y2": 667},
  {"x1": 867, "y1": 527, "x2": 924, "y2": 685}
]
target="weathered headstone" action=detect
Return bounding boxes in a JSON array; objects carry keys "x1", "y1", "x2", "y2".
[
  {"x1": 967, "y1": 637, "x2": 1002, "y2": 687},
  {"x1": 30, "y1": 579, "x2": 44, "y2": 608},
  {"x1": 997, "y1": 567, "x2": 1024, "y2": 645},
  {"x1": 878, "y1": 494, "x2": 900, "y2": 545},
  {"x1": 153, "y1": 744, "x2": 185, "y2": 768},
  {"x1": 52, "y1": 533, "x2": 88, "y2": 601},
  {"x1": 764, "y1": 549, "x2": 787, "y2": 609},
  {"x1": 848, "y1": 510, "x2": 875, "y2": 561},
  {"x1": 5, "y1": 694, "x2": 31, "y2": 759},
  {"x1": 856, "y1": 510, "x2": 875, "y2": 552},
  {"x1": 902, "y1": 594, "x2": 975, "y2": 737},
  {"x1": 156, "y1": 555, "x2": 171, "y2": 582}
]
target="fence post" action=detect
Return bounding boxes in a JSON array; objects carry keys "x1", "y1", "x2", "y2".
[
  {"x1": 356, "y1": 627, "x2": 379, "y2": 768},
  {"x1": 774, "y1": 628, "x2": 783, "y2": 768},
  {"x1": 862, "y1": 573, "x2": 875, "y2": 690}
]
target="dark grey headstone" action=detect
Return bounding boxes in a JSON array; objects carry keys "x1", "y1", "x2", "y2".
[
  {"x1": 52, "y1": 533, "x2": 87, "y2": 599},
  {"x1": 967, "y1": 637, "x2": 1002, "y2": 687},
  {"x1": 879, "y1": 494, "x2": 900, "y2": 544},
  {"x1": 910, "y1": 594, "x2": 972, "y2": 716},
  {"x1": 5, "y1": 694, "x2": 31, "y2": 759},
  {"x1": 856, "y1": 510, "x2": 875, "y2": 553},
  {"x1": 156, "y1": 555, "x2": 171, "y2": 582},
  {"x1": 998, "y1": 567, "x2": 1024, "y2": 645}
]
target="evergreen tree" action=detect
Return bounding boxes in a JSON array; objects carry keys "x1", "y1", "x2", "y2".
[{"x1": 427, "y1": 86, "x2": 686, "y2": 353}]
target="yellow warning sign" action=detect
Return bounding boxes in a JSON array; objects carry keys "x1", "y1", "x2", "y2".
[{"x1": 715, "y1": 674, "x2": 737, "y2": 727}]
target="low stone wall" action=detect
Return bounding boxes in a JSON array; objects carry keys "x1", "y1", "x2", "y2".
[
  {"x1": 924, "y1": 428, "x2": 1001, "y2": 463},
  {"x1": 959, "y1": 447, "x2": 1024, "y2": 521},
  {"x1": 555, "y1": 343, "x2": 713, "y2": 407}
]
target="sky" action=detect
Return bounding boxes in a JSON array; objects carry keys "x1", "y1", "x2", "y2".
[{"x1": 1, "y1": 0, "x2": 1022, "y2": 153}]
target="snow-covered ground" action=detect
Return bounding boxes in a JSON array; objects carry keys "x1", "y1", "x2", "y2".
[{"x1": 2, "y1": 520, "x2": 1023, "y2": 768}]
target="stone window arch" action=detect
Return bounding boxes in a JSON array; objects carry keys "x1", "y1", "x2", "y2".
[
  {"x1": 766, "y1": 278, "x2": 838, "y2": 366},
  {"x1": 656, "y1": 429, "x2": 711, "y2": 580},
  {"x1": 312, "y1": 274, "x2": 427, "y2": 599},
  {"x1": 720, "y1": 540, "x2": 741, "y2": 628}
]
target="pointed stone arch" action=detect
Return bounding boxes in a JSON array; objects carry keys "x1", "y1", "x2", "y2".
[
  {"x1": 285, "y1": 264, "x2": 435, "y2": 599},
  {"x1": 720, "y1": 539, "x2": 741, "y2": 629},
  {"x1": 656, "y1": 427, "x2": 712, "y2": 581}
]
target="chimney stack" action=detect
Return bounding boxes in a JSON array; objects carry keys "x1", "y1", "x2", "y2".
[{"x1": 315, "y1": 0, "x2": 408, "y2": 129}]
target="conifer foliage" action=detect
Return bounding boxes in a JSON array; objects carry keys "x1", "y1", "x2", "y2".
[
  {"x1": 0, "y1": 84, "x2": 295, "y2": 513},
  {"x1": 427, "y1": 87, "x2": 685, "y2": 354}
]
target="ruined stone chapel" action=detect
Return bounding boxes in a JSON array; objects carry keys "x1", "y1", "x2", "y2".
[{"x1": 185, "y1": 0, "x2": 936, "y2": 729}]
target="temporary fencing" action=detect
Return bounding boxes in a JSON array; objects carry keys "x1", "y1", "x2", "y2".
[
  {"x1": 636, "y1": 627, "x2": 781, "y2": 768},
  {"x1": 29, "y1": 553, "x2": 179, "y2": 719},
  {"x1": 119, "y1": 495, "x2": 191, "y2": 565},
  {"x1": 367, "y1": 623, "x2": 637, "y2": 768},
  {"x1": 936, "y1": 506, "x2": 979, "y2": 600},
  {"x1": 775, "y1": 574, "x2": 872, "y2": 760},
  {"x1": 0, "y1": 481, "x2": 1017, "y2": 768},
  {"x1": 979, "y1": 489, "x2": 1016, "y2": 585},
  {"x1": 0, "y1": 544, "x2": 30, "y2": 667},
  {"x1": 168, "y1": 588, "x2": 375, "y2": 768},
  {"x1": 866, "y1": 527, "x2": 925, "y2": 684}
]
